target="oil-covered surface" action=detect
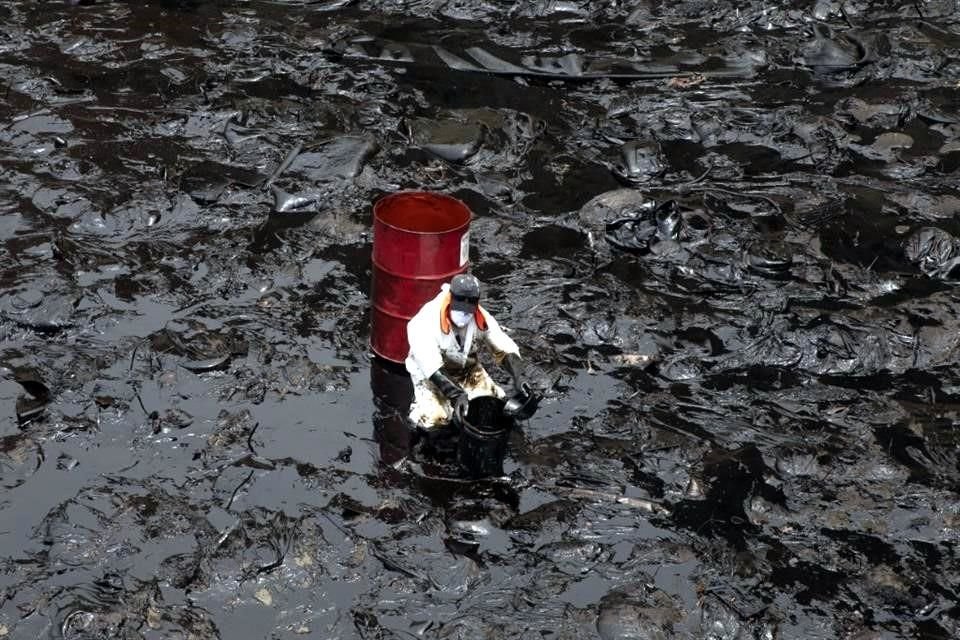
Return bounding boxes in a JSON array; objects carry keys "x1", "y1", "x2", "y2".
[{"x1": 2, "y1": 1, "x2": 960, "y2": 638}]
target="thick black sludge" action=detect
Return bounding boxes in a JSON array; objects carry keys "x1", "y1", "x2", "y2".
[{"x1": 1, "y1": 1, "x2": 960, "y2": 638}]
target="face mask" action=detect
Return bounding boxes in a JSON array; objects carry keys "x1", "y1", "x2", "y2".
[{"x1": 450, "y1": 310, "x2": 473, "y2": 327}]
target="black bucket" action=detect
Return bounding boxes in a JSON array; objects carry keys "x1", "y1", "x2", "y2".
[
  {"x1": 457, "y1": 396, "x2": 514, "y2": 478},
  {"x1": 503, "y1": 384, "x2": 540, "y2": 420}
]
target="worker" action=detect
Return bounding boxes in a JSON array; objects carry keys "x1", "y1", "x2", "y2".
[{"x1": 405, "y1": 274, "x2": 526, "y2": 429}]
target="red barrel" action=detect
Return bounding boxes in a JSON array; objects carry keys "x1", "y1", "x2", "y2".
[{"x1": 371, "y1": 191, "x2": 471, "y2": 362}]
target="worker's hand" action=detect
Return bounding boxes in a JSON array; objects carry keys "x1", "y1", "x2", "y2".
[
  {"x1": 511, "y1": 373, "x2": 528, "y2": 396},
  {"x1": 452, "y1": 393, "x2": 470, "y2": 425},
  {"x1": 430, "y1": 370, "x2": 470, "y2": 424}
]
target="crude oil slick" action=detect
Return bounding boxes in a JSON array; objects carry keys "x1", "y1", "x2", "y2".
[{"x1": 1, "y1": 1, "x2": 959, "y2": 639}]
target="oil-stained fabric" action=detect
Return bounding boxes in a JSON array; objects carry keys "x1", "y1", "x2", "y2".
[{"x1": 405, "y1": 284, "x2": 520, "y2": 428}]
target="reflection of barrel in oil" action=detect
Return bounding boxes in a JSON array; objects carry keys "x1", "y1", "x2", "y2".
[{"x1": 370, "y1": 356, "x2": 415, "y2": 466}]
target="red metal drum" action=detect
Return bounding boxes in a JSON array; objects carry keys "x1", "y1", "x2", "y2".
[{"x1": 371, "y1": 191, "x2": 471, "y2": 362}]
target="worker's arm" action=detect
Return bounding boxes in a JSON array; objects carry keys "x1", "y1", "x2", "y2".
[
  {"x1": 405, "y1": 311, "x2": 444, "y2": 383},
  {"x1": 478, "y1": 308, "x2": 525, "y2": 393}
]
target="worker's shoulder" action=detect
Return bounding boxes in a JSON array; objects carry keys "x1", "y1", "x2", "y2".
[
  {"x1": 477, "y1": 306, "x2": 504, "y2": 330},
  {"x1": 410, "y1": 290, "x2": 447, "y2": 321}
]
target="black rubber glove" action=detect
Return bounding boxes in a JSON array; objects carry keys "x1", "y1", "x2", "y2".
[
  {"x1": 503, "y1": 353, "x2": 526, "y2": 395},
  {"x1": 452, "y1": 394, "x2": 470, "y2": 424},
  {"x1": 429, "y1": 370, "x2": 469, "y2": 423}
]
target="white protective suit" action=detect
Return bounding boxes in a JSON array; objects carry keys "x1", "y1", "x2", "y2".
[{"x1": 405, "y1": 284, "x2": 520, "y2": 429}]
